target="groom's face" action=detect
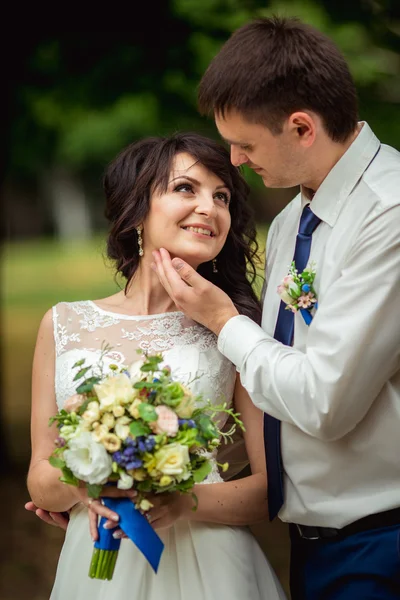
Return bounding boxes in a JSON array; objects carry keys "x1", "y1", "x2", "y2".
[{"x1": 215, "y1": 110, "x2": 304, "y2": 189}]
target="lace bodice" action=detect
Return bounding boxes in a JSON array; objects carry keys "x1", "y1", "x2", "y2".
[{"x1": 52, "y1": 301, "x2": 237, "y2": 484}]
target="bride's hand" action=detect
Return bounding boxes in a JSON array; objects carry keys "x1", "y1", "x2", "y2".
[
  {"x1": 25, "y1": 501, "x2": 70, "y2": 531},
  {"x1": 72, "y1": 484, "x2": 137, "y2": 541},
  {"x1": 143, "y1": 492, "x2": 189, "y2": 531}
]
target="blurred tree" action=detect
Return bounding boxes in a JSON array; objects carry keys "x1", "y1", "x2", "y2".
[{"x1": 4, "y1": 0, "x2": 400, "y2": 237}]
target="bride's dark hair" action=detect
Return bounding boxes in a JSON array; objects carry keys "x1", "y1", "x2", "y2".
[{"x1": 104, "y1": 132, "x2": 262, "y2": 324}]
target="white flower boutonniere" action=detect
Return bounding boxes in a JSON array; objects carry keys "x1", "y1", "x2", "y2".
[{"x1": 277, "y1": 262, "x2": 318, "y2": 325}]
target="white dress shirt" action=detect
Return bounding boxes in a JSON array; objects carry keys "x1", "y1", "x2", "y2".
[{"x1": 218, "y1": 122, "x2": 400, "y2": 528}]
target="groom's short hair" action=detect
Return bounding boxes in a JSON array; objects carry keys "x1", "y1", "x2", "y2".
[{"x1": 198, "y1": 16, "x2": 358, "y2": 143}]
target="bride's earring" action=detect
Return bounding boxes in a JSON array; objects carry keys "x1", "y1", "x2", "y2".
[
  {"x1": 212, "y1": 258, "x2": 218, "y2": 273},
  {"x1": 137, "y1": 225, "x2": 144, "y2": 257}
]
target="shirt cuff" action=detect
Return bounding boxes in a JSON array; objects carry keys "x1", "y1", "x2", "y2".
[{"x1": 218, "y1": 315, "x2": 274, "y2": 368}]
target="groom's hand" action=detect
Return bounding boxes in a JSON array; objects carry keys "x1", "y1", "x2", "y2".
[{"x1": 152, "y1": 248, "x2": 238, "y2": 335}]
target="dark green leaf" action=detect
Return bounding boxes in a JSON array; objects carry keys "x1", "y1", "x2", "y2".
[
  {"x1": 73, "y1": 366, "x2": 91, "y2": 381},
  {"x1": 59, "y1": 466, "x2": 79, "y2": 487},
  {"x1": 191, "y1": 492, "x2": 198, "y2": 512},
  {"x1": 138, "y1": 403, "x2": 157, "y2": 422},
  {"x1": 140, "y1": 363, "x2": 158, "y2": 372},
  {"x1": 77, "y1": 398, "x2": 91, "y2": 415},
  {"x1": 193, "y1": 461, "x2": 212, "y2": 483},
  {"x1": 49, "y1": 455, "x2": 66, "y2": 469},
  {"x1": 136, "y1": 480, "x2": 152, "y2": 492},
  {"x1": 87, "y1": 484, "x2": 103, "y2": 499},
  {"x1": 133, "y1": 381, "x2": 160, "y2": 389},
  {"x1": 72, "y1": 359, "x2": 86, "y2": 368},
  {"x1": 130, "y1": 421, "x2": 151, "y2": 437},
  {"x1": 76, "y1": 377, "x2": 101, "y2": 394}
]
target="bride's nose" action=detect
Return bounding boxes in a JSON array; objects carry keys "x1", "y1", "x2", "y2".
[{"x1": 194, "y1": 192, "x2": 217, "y2": 218}]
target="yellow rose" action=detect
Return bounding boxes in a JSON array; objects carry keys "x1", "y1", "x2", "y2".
[
  {"x1": 92, "y1": 424, "x2": 109, "y2": 442},
  {"x1": 101, "y1": 413, "x2": 115, "y2": 429},
  {"x1": 112, "y1": 405, "x2": 125, "y2": 418},
  {"x1": 128, "y1": 398, "x2": 142, "y2": 419},
  {"x1": 102, "y1": 433, "x2": 121, "y2": 452},
  {"x1": 82, "y1": 401, "x2": 101, "y2": 424},
  {"x1": 175, "y1": 390, "x2": 196, "y2": 419},
  {"x1": 154, "y1": 443, "x2": 190, "y2": 476},
  {"x1": 159, "y1": 475, "x2": 173, "y2": 487},
  {"x1": 139, "y1": 499, "x2": 153, "y2": 512},
  {"x1": 94, "y1": 374, "x2": 134, "y2": 411},
  {"x1": 143, "y1": 453, "x2": 157, "y2": 472},
  {"x1": 130, "y1": 468, "x2": 147, "y2": 481},
  {"x1": 114, "y1": 416, "x2": 131, "y2": 440}
]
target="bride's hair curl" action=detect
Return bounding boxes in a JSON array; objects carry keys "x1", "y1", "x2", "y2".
[{"x1": 104, "y1": 132, "x2": 262, "y2": 324}]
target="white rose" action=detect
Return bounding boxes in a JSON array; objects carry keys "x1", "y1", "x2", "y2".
[
  {"x1": 115, "y1": 416, "x2": 131, "y2": 440},
  {"x1": 82, "y1": 401, "x2": 100, "y2": 424},
  {"x1": 154, "y1": 443, "x2": 190, "y2": 476},
  {"x1": 94, "y1": 374, "x2": 134, "y2": 411},
  {"x1": 63, "y1": 432, "x2": 112, "y2": 485},
  {"x1": 117, "y1": 471, "x2": 134, "y2": 490}
]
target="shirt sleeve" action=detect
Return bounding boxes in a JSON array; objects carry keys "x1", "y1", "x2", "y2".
[{"x1": 218, "y1": 204, "x2": 400, "y2": 442}]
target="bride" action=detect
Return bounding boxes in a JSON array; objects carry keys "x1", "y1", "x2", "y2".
[{"x1": 27, "y1": 132, "x2": 286, "y2": 600}]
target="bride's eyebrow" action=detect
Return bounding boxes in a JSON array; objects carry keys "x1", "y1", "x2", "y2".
[
  {"x1": 169, "y1": 175, "x2": 201, "y2": 185},
  {"x1": 169, "y1": 175, "x2": 230, "y2": 194}
]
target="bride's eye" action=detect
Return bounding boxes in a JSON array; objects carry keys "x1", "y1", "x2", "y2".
[
  {"x1": 174, "y1": 183, "x2": 194, "y2": 194},
  {"x1": 214, "y1": 191, "x2": 230, "y2": 205}
]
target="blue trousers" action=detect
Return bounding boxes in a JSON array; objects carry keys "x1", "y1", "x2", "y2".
[{"x1": 290, "y1": 524, "x2": 400, "y2": 599}]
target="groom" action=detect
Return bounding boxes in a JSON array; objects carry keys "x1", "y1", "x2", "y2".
[{"x1": 152, "y1": 17, "x2": 400, "y2": 600}]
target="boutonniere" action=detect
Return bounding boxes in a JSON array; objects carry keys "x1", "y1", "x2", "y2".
[{"x1": 277, "y1": 262, "x2": 318, "y2": 325}]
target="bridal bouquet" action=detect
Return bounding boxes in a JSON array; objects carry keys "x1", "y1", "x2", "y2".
[{"x1": 49, "y1": 348, "x2": 242, "y2": 581}]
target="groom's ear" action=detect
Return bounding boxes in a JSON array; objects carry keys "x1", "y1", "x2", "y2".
[{"x1": 289, "y1": 111, "x2": 316, "y2": 147}]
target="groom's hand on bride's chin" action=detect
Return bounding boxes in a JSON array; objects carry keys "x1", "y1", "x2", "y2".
[{"x1": 152, "y1": 248, "x2": 238, "y2": 335}]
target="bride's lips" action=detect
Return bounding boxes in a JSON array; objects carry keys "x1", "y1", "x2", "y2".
[{"x1": 180, "y1": 223, "x2": 216, "y2": 239}]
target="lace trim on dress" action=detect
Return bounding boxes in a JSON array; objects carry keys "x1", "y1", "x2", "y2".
[{"x1": 53, "y1": 306, "x2": 81, "y2": 357}]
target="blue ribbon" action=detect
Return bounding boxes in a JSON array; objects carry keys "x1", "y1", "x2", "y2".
[
  {"x1": 300, "y1": 308, "x2": 313, "y2": 326},
  {"x1": 94, "y1": 497, "x2": 164, "y2": 573}
]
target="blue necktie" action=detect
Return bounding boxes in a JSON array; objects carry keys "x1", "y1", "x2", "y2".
[{"x1": 265, "y1": 205, "x2": 321, "y2": 520}]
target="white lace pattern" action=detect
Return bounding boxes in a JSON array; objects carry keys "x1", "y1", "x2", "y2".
[{"x1": 52, "y1": 301, "x2": 237, "y2": 485}]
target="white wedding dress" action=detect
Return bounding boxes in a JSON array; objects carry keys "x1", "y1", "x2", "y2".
[{"x1": 49, "y1": 301, "x2": 286, "y2": 600}]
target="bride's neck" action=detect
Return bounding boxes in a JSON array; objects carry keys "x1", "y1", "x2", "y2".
[{"x1": 124, "y1": 260, "x2": 177, "y2": 315}]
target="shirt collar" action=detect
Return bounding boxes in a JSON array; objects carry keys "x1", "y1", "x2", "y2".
[{"x1": 300, "y1": 122, "x2": 381, "y2": 227}]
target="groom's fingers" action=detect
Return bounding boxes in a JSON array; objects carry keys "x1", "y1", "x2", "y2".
[
  {"x1": 152, "y1": 250, "x2": 176, "y2": 301},
  {"x1": 159, "y1": 248, "x2": 207, "y2": 301}
]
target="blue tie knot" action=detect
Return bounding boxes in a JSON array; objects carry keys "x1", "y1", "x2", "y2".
[{"x1": 299, "y1": 205, "x2": 321, "y2": 236}]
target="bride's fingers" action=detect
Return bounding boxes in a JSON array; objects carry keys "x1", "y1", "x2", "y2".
[
  {"x1": 88, "y1": 508, "x2": 99, "y2": 541},
  {"x1": 87, "y1": 498, "x2": 120, "y2": 524},
  {"x1": 103, "y1": 518, "x2": 119, "y2": 530}
]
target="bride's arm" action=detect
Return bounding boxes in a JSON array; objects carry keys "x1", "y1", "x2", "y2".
[
  {"x1": 145, "y1": 374, "x2": 268, "y2": 529},
  {"x1": 27, "y1": 309, "x2": 80, "y2": 512},
  {"x1": 183, "y1": 374, "x2": 268, "y2": 526},
  {"x1": 27, "y1": 310, "x2": 127, "y2": 523}
]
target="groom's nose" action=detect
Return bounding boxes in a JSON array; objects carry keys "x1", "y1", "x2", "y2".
[{"x1": 230, "y1": 145, "x2": 248, "y2": 167}]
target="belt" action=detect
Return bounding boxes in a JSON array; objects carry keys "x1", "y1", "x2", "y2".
[{"x1": 290, "y1": 507, "x2": 400, "y2": 541}]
